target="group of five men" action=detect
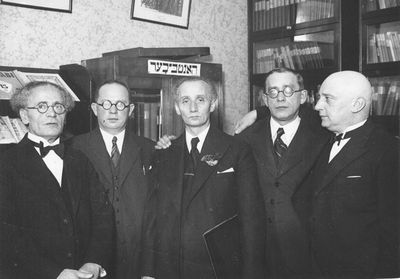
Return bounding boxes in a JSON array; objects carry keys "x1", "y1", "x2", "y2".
[{"x1": 0, "y1": 67, "x2": 398, "y2": 279}]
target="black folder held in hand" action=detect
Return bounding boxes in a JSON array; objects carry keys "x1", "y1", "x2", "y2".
[{"x1": 203, "y1": 214, "x2": 241, "y2": 279}]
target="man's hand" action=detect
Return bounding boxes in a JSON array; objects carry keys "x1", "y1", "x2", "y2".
[
  {"x1": 155, "y1": 135, "x2": 176, "y2": 149},
  {"x1": 79, "y1": 263, "x2": 103, "y2": 279},
  {"x1": 234, "y1": 110, "x2": 258, "y2": 134},
  {"x1": 57, "y1": 269, "x2": 93, "y2": 279}
]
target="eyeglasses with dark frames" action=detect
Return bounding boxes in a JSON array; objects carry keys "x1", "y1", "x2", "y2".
[
  {"x1": 26, "y1": 102, "x2": 66, "y2": 115},
  {"x1": 264, "y1": 86, "x2": 304, "y2": 98},
  {"x1": 96, "y1": 100, "x2": 130, "y2": 111}
]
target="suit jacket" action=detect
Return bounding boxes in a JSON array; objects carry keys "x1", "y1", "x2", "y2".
[
  {"x1": 72, "y1": 127, "x2": 154, "y2": 279},
  {"x1": 238, "y1": 106, "x2": 330, "y2": 278},
  {"x1": 0, "y1": 136, "x2": 114, "y2": 279},
  {"x1": 149, "y1": 126, "x2": 266, "y2": 279},
  {"x1": 308, "y1": 120, "x2": 399, "y2": 278}
]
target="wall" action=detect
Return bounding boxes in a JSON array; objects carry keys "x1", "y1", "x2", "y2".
[{"x1": 0, "y1": 0, "x2": 249, "y2": 134}]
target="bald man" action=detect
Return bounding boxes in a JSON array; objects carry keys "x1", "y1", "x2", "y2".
[{"x1": 305, "y1": 71, "x2": 399, "y2": 278}]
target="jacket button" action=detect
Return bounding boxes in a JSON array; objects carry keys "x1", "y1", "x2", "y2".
[
  {"x1": 63, "y1": 218, "x2": 68, "y2": 224},
  {"x1": 67, "y1": 252, "x2": 72, "y2": 258}
]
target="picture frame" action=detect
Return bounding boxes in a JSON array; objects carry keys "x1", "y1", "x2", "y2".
[
  {"x1": 0, "y1": 0, "x2": 72, "y2": 13},
  {"x1": 131, "y1": 0, "x2": 191, "y2": 29}
]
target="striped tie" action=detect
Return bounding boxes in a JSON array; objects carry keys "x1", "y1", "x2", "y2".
[
  {"x1": 274, "y1": 127, "x2": 287, "y2": 162},
  {"x1": 111, "y1": 136, "x2": 120, "y2": 168}
]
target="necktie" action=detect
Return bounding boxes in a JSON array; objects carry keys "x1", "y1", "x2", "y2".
[
  {"x1": 111, "y1": 136, "x2": 120, "y2": 167},
  {"x1": 30, "y1": 139, "x2": 64, "y2": 159},
  {"x1": 331, "y1": 130, "x2": 356, "y2": 146},
  {"x1": 190, "y1": 137, "x2": 200, "y2": 170},
  {"x1": 274, "y1": 127, "x2": 287, "y2": 162}
]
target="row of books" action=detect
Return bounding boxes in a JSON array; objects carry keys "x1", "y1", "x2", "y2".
[
  {"x1": 0, "y1": 70, "x2": 79, "y2": 101},
  {"x1": 363, "y1": 0, "x2": 400, "y2": 12},
  {"x1": 368, "y1": 32, "x2": 400, "y2": 63},
  {"x1": 132, "y1": 102, "x2": 161, "y2": 142},
  {"x1": 0, "y1": 116, "x2": 28, "y2": 144},
  {"x1": 252, "y1": 0, "x2": 335, "y2": 31},
  {"x1": 371, "y1": 80, "x2": 400, "y2": 115},
  {"x1": 254, "y1": 42, "x2": 327, "y2": 73}
]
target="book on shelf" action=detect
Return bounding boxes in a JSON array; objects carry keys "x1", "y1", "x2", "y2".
[
  {"x1": 371, "y1": 79, "x2": 400, "y2": 116},
  {"x1": 0, "y1": 116, "x2": 28, "y2": 143},
  {"x1": 0, "y1": 70, "x2": 79, "y2": 101}
]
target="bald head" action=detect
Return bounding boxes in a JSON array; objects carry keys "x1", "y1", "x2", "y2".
[{"x1": 315, "y1": 71, "x2": 372, "y2": 133}]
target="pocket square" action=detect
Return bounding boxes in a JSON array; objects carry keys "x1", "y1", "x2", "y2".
[
  {"x1": 346, "y1": 175, "x2": 361, "y2": 178},
  {"x1": 217, "y1": 167, "x2": 234, "y2": 174}
]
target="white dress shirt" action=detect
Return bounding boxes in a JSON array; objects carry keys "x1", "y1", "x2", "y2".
[
  {"x1": 100, "y1": 129, "x2": 126, "y2": 157},
  {"x1": 270, "y1": 116, "x2": 301, "y2": 147},
  {"x1": 329, "y1": 120, "x2": 367, "y2": 162},
  {"x1": 185, "y1": 125, "x2": 210, "y2": 153},
  {"x1": 28, "y1": 133, "x2": 63, "y2": 186}
]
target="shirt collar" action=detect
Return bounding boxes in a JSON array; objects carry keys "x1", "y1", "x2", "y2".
[
  {"x1": 270, "y1": 115, "x2": 301, "y2": 143},
  {"x1": 100, "y1": 128, "x2": 125, "y2": 151},
  {"x1": 185, "y1": 125, "x2": 210, "y2": 153},
  {"x1": 337, "y1": 120, "x2": 367, "y2": 137},
  {"x1": 27, "y1": 132, "x2": 60, "y2": 147}
]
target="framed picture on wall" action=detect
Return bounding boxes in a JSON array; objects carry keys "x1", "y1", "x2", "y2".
[
  {"x1": 0, "y1": 0, "x2": 72, "y2": 13},
  {"x1": 131, "y1": 0, "x2": 191, "y2": 29}
]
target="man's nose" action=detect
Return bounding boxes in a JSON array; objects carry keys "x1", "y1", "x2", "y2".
[
  {"x1": 109, "y1": 104, "x2": 118, "y2": 113},
  {"x1": 189, "y1": 101, "x2": 198, "y2": 111}
]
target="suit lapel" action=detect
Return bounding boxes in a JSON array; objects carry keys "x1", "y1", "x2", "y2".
[
  {"x1": 62, "y1": 146, "x2": 82, "y2": 216},
  {"x1": 251, "y1": 119, "x2": 277, "y2": 176},
  {"x1": 164, "y1": 136, "x2": 186, "y2": 212},
  {"x1": 118, "y1": 130, "x2": 141, "y2": 186},
  {"x1": 186, "y1": 127, "x2": 230, "y2": 206},
  {"x1": 278, "y1": 120, "x2": 306, "y2": 176},
  {"x1": 315, "y1": 122, "x2": 372, "y2": 194},
  {"x1": 87, "y1": 129, "x2": 114, "y2": 187}
]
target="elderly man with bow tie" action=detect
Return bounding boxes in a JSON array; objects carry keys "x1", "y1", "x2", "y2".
[{"x1": 0, "y1": 81, "x2": 114, "y2": 279}]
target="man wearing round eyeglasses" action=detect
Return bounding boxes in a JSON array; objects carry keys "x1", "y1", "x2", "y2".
[
  {"x1": 72, "y1": 80, "x2": 155, "y2": 279},
  {"x1": 0, "y1": 81, "x2": 114, "y2": 279},
  {"x1": 235, "y1": 67, "x2": 330, "y2": 278}
]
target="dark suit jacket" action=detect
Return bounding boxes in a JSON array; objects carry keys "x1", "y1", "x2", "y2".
[
  {"x1": 308, "y1": 120, "x2": 399, "y2": 278},
  {"x1": 72, "y1": 128, "x2": 154, "y2": 279},
  {"x1": 238, "y1": 106, "x2": 330, "y2": 278},
  {"x1": 149, "y1": 126, "x2": 266, "y2": 279},
  {"x1": 0, "y1": 136, "x2": 115, "y2": 279}
]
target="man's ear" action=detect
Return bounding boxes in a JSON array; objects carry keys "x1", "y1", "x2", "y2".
[
  {"x1": 299, "y1": 89, "x2": 308, "y2": 104},
  {"x1": 90, "y1": 103, "x2": 98, "y2": 117},
  {"x1": 19, "y1": 109, "x2": 29, "y2": 125},
  {"x1": 174, "y1": 103, "x2": 181, "y2": 116},
  {"x1": 351, "y1": 97, "x2": 366, "y2": 113},
  {"x1": 262, "y1": 93, "x2": 269, "y2": 107},
  {"x1": 210, "y1": 99, "x2": 218, "y2": 113},
  {"x1": 128, "y1": 103, "x2": 135, "y2": 117}
]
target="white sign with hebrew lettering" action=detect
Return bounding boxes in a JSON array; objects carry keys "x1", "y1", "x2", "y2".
[{"x1": 148, "y1": 60, "x2": 201, "y2": 77}]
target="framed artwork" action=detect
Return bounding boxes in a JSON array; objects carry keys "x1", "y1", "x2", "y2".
[
  {"x1": 131, "y1": 0, "x2": 191, "y2": 29},
  {"x1": 0, "y1": 0, "x2": 72, "y2": 13}
]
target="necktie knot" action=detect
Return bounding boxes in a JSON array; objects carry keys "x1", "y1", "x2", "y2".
[
  {"x1": 276, "y1": 127, "x2": 285, "y2": 139},
  {"x1": 332, "y1": 131, "x2": 355, "y2": 146},
  {"x1": 112, "y1": 136, "x2": 117, "y2": 145}
]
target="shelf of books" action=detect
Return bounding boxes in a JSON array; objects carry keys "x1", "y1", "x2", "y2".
[
  {"x1": 362, "y1": 0, "x2": 400, "y2": 13},
  {"x1": 251, "y1": 0, "x2": 337, "y2": 32},
  {"x1": 129, "y1": 89, "x2": 161, "y2": 142}
]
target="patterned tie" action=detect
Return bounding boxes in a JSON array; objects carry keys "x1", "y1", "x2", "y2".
[
  {"x1": 190, "y1": 137, "x2": 200, "y2": 170},
  {"x1": 111, "y1": 136, "x2": 120, "y2": 168},
  {"x1": 274, "y1": 127, "x2": 287, "y2": 162}
]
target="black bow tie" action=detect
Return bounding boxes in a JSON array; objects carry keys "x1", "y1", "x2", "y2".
[
  {"x1": 332, "y1": 130, "x2": 356, "y2": 146},
  {"x1": 29, "y1": 139, "x2": 64, "y2": 159}
]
